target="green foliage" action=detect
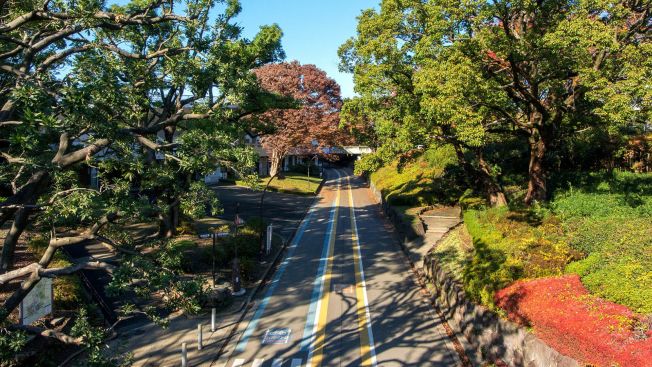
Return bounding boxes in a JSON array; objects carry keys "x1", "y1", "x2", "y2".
[
  {"x1": 180, "y1": 182, "x2": 221, "y2": 219},
  {"x1": 368, "y1": 145, "x2": 463, "y2": 206},
  {"x1": 71, "y1": 308, "x2": 133, "y2": 367},
  {"x1": 0, "y1": 328, "x2": 28, "y2": 366},
  {"x1": 107, "y1": 238, "x2": 206, "y2": 317},
  {"x1": 461, "y1": 208, "x2": 581, "y2": 310},
  {"x1": 450, "y1": 171, "x2": 652, "y2": 314},
  {"x1": 429, "y1": 225, "x2": 474, "y2": 282}
]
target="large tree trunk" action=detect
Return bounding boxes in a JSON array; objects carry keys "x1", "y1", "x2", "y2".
[
  {"x1": 477, "y1": 151, "x2": 507, "y2": 207},
  {"x1": 451, "y1": 140, "x2": 507, "y2": 207},
  {"x1": 0, "y1": 208, "x2": 30, "y2": 273},
  {"x1": 524, "y1": 127, "x2": 548, "y2": 205},
  {"x1": 158, "y1": 198, "x2": 180, "y2": 238},
  {"x1": 269, "y1": 151, "x2": 283, "y2": 178},
  {"x1": 0, "y1": 171, "x2": 49, "y2": 274}
]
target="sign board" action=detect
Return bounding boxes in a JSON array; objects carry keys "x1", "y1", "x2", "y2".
[
  {"x1": 20, "y1": 278, "x2": 53, "y2": 325},
  {"x1": 199, "y1": 232, "x2": 230, "y2": 239},
  {"x1": 262, "y1": 328, "x2": 292, "y2": 345}
]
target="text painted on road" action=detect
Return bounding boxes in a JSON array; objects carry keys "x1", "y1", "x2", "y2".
[{"x1": 262, "y1": 327, "x2": 292, "y2": 344}]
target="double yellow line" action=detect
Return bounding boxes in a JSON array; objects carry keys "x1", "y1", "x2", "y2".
[
  {"x1": 309, "y1": 174, "x2": 340, "y2": 367},
  {"x1": 348, "y1": 175, "x2": 377, "y2": 367},
  {"x1": 309, "y1": 171, "x2": 377, "y2": 367}
]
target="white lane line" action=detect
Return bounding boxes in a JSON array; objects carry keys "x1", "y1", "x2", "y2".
[
  {"x1": 271, "y1": 359, "x2": 284, "y2": 367},
  {"x1": 232, "y1": 359, "x2": 246, "y2": 367},
  {"x1": 252, "y1": 359, "x2": 265, "y2": 367},
  {"x1": 290, "y1": 358, "x2": 303, "y2": 367},
  {"x1": 234, "y1": 198, "x2": 320, "y2": 353},
  {"x1": 301, "y1": 170, "x2": 342, "y2": 358}
]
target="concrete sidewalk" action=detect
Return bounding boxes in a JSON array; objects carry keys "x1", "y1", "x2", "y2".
[{"x1": 112, "y1": 303, "x2": 244, "y2": 367}]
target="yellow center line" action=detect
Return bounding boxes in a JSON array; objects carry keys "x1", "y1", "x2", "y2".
[
  {"x1": 348, "y1": 175, "x2": 378, "y2": 367},
  {"x1": 309, "y1": 175, "x2": 340, "y2": 367}
]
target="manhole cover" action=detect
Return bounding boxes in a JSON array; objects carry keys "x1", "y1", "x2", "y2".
[{"x1": 262, "y1": 328, "x2": 292, "y2": 344}]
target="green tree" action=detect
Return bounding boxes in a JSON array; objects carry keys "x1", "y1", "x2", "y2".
[
  {"x1": 339, "y1": 0, "x2": 508, "y2": 206},
  {"x1": 341, "y1": 0, "x2": 651, "y2": 205},
  {"x1": 0, "y1": 0, "x2": 284, "y2": 345}
]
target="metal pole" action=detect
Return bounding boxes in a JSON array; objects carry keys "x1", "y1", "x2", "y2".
[
  {"x1": 181, "y1": 342, "x2": 187, "y2": 367},
  {"x1": 211, "y1": 232, "x2": 216, "y2": 287},
  {"x1": 232, "y1": 203, "x2": 245, "y2": 296},
  {"x1": 197, "y1": 324, "x2": 203, "y2": 351},
  {"x1": 211, "y1": 308, "x2": 216, "y2": 332}
]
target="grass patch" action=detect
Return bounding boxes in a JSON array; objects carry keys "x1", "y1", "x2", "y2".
[
  {"x1": 237, "y1": 172, "x2": 322, "y2": 196},
  {"x1": 26, "y1": 236, "x2": 85, "y2": 311},
  {"x1": 429, "y1": 225, "x2": 473, "y2": 282},
  {"x1": 369, "y1": 145, "x2": 463, "y2": 207}
]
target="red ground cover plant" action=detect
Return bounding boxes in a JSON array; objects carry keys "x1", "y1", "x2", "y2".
[{"x1": 495, "y1": 275, "x2": 652, "y2": 366}]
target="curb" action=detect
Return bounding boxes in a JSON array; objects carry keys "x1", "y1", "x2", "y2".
[
  {"x1": 360, "y1": 175, "x2": 474, "y2": 367},
  {"x1": 210, "y1": 176, "x2": 326, "y2": 365}
]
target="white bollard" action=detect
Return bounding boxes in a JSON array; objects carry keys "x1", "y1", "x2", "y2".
[
  {"x1": 181, "y1": 342, "x2": 187, "y2": 367},
  {"x1": 266, "y1": 224, "x2": 273, "y2": 255},
  {"x1": 211, "y1": 308, "x2": 216, "y2": 332},
  {"x1": 197, "y1": 324, "x2": 203, "y2": 351}
]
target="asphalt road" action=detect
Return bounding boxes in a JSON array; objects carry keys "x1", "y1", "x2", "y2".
[
  {"x1": 213, "y1": 185, "x2": 317, "y2": 240},
  {"x1": 214, "y1": 169, "x2": 460, "y2": 367}
]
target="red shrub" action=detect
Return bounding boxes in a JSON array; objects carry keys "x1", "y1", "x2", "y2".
[{"x1": 495, "y1": 275, "x2": 652, "y2": 366}]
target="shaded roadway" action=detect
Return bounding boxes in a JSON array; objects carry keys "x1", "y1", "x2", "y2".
[{"x1": 214, "y1": 169, "x2": 461, "y2": 367}]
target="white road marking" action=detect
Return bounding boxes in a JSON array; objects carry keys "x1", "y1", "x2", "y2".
[
  {"x1": 232, "y1": 359, "x2": 246, "y2": 367},
  {"x1": 271, "y1": 359, "x2": 284, "y2": 367},
  {"x1": 252, "y1": 359, "x2": 265, "y2": 367},
  {"x1": 290, "y1": 358, "x2": 303, "y2": 367}
]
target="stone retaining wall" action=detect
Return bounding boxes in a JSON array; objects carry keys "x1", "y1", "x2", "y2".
[
  {"x1": 423, "y1": 253, "x2": 580, "y2": 367},
  {"x1": 369, "y1": 181, "x2": 426, "y2": 240}
]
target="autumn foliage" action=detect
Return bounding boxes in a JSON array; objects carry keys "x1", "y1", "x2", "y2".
[
  {"x1": 495, "y1": 275, "x2": 652, "y2": 366},
  {"x1": 253, "y1": 62, "x2": 345, "y2": 176}
]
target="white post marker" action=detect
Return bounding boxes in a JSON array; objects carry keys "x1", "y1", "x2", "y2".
[
  {"x1": 211, "y1": 308, "x2": 216, "y2": 332},
  {"x1": 181, "y1": 342, "x2": 187, "y2": 367},
  {"x1": 266, "y1": 224, "x2": 273, "y2": 255},
  {"x1": 197, "y1": 323, "x2": 203, "y2": 351}
]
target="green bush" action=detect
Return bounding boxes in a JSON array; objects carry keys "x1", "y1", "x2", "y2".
[
  {"x1": 369, "y1": 144, "x2": 463, "y2": 206},
  {"x1": 458, "y1": 171, "x2": 652, "y2": 314}
]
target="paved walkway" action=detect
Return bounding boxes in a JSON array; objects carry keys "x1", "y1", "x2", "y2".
[
  {"x1": 112, "y1": 303, "x2": 244, "y2": 366},
  {"x1": 401, "y1": 207, "x2": 461, "y2": 271}
]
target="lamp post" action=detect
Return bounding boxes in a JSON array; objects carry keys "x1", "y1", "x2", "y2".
[
  {"x1": 306, "y1": 154, "x2": 319, "y2": 191},
  {"x1": 232, "y1": 203, "x2": 245, "y2": 296},
  {"x1": 259, "y1": 170, "x2": 283, "y2": 259}
]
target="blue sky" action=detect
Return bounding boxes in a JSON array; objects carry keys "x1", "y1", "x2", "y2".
[
  {"x1": 111, "y1": 0, "x2": 379, "y2": 98},
  {"x1": 236, "y1": 1, "x2": 379, "y2": 98}
]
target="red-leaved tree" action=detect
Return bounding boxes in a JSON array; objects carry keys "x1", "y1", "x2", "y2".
[{"x1": 253, "y1": 62, "x2": 345, "y2": 176}]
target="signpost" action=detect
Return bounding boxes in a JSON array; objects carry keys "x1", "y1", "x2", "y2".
[{"x1": 19, "y1": 278, "x2": 53, "y2": 325}]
